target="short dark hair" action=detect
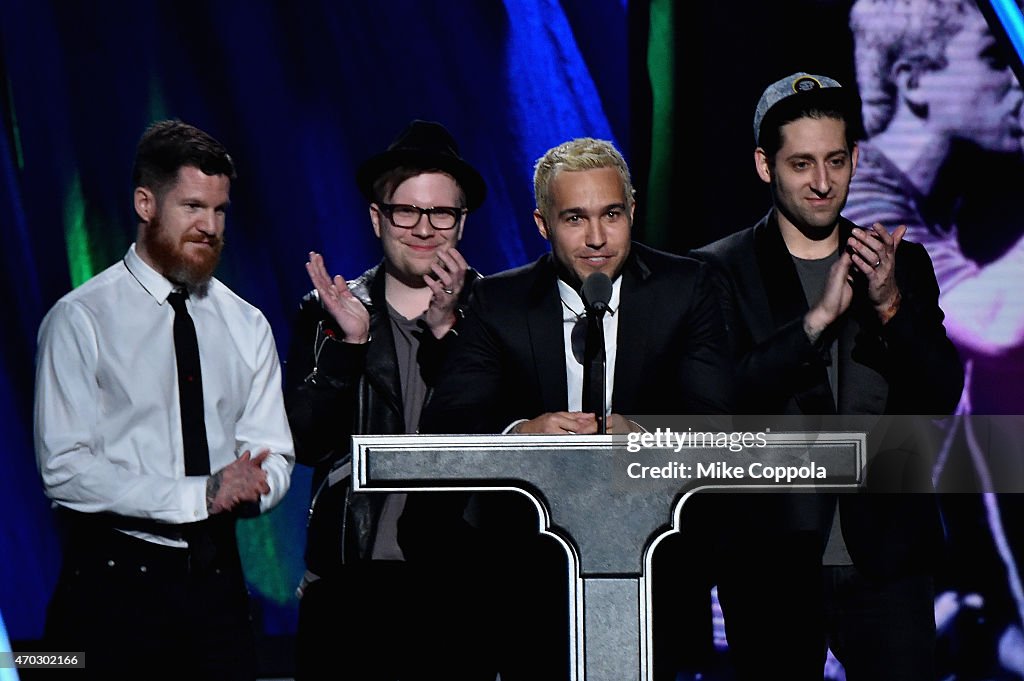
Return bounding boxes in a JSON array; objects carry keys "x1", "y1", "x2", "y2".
[
  {"x1": 131, "y1": 119, "x2": 236, "y2": 197},
  {"x1": 758, "y1": 89, "x2": 863, "y2": 163},
  {"x1": 371, "y1": 165, "x2": 467, "y2": 207}
]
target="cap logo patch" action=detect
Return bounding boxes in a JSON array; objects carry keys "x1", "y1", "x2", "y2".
[{"x1": 792, "y1": 76, "x2": 822, "y2": 94}]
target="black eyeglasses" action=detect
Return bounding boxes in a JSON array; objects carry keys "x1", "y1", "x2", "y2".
[{"x1": 376, "y1": 203, "x2": 465, "y2": 230}]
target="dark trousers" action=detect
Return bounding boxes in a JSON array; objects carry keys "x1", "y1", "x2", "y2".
[
  {"x1": 651, "y1": 532, "x2": 715, "y2": 681},
  {"x1": 716, "y1": 531, "x2": 826, "y2": 680},
  {"x1": 824, "y1": 565, "x2": 935, "y2": 681},
  {"x1": 295, "y1": 560, "x2": 494, "y2": 681},
  {"x1": 43, "y1": 523, "x2": 256, "y2": 681},
  {"x1": 486, "y1": 534, "x2": 572, "y2": 681},
  {"x1": 717, "y1": 535, "x2": 935, "y2": 681}
]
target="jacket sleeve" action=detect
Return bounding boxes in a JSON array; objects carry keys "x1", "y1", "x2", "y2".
[
  {"x1": 879, "y1": 242, "x2": 965, "y2": 415},
  {"x1": 675, "y1": 261, "x2": 737, "y2": 415},
  {"x1": 415, "y1": 318, "x2": 464, "y2": 389},
  {"x1": 419, "y1": 283, "x2": 511, "y2": 434},
  {"x1": 691, "y1": 250, "x2": 829, "y2": 411},
  {"x1": 284, "y1": 293, "x2": 368, "y2": 467},
  {"x1": 736, "y1": 318, "x2": 834, "y2": 408}
]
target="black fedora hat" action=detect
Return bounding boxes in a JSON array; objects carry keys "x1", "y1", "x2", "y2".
[{"x1": 356, "y1": 120, "x2": 487, "y2": 212}]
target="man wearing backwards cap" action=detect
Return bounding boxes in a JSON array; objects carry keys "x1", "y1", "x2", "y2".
[
  {"x1": 284, "y1": 120, "x2": 488, "y2": 680},
  {"x1": 692, "y1": 73, "x2": 963, "y2": 679}
]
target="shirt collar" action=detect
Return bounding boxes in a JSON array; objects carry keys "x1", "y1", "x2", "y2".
[
  {"x1": 123, "y1": 243, "x2": 177, "y2": 305},
  {"x1": 556, "y1": 276, "x2": 622, "y2": 319}
]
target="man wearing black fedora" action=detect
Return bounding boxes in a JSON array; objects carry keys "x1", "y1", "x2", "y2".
[{"x1": 284, "y1": 120, "x2": 489, "y2": 680}]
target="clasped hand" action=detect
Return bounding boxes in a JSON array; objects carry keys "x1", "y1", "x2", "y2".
[
  {"x1": 207, "y1": 450, "x2": 270, "y2": 515},
  {"x1": 515, "y1": 412, "x2": 640, "y2": 434}
]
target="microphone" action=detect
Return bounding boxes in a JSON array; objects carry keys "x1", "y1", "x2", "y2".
[
  {"x1": 582, "y1": 272, "x2": 613, "y2": 317},
  {"x1": 580, "y1": 273, "x2": 611, "y2": 434}
]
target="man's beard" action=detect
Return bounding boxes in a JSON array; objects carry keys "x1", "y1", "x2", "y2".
[{"x1": 144, "y1": 214, "x2": 224, "y2": 297}]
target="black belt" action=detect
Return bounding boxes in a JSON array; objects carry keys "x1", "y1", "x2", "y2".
[
  {"x1": 57, "y1": 506, "x2": 217, "y2": 540},
  {"x1": 56, "y1": 506, "x2": 239, "y2": 573}
]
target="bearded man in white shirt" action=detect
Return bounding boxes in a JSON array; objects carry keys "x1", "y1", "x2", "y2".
[{"x1": 33, "y1": 119, "x2": 294, "y2": 680}]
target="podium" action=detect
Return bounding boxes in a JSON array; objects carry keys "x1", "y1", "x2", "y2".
[{"x1": 352, "y1": 432, "x2": 864, "y2": 680}]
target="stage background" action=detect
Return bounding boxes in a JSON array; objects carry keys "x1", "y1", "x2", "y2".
[{"x1": 2, "y1": 1, "x2": 1022, "y2": 678}]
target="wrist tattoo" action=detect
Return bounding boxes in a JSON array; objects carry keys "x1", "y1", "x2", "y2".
[
  {"x1": 804, "y1": 318, "x2": 823, "y2": 345},
  {"x1": 879, "y1": 290, "x2": 902, "y2": 325},
  {"x1": 206, "y1": 472, "x2": 223, "y2": 512}
]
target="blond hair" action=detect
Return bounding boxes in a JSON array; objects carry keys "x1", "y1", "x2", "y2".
[{"x1": 533, "y1": 138, "x2": 634, "y2": 220}]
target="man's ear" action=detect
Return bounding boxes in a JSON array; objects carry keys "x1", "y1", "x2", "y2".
[
  {"x1": 134, "y1": 186, "x2": 155, "y2": 222},
  {"x1": 369, "y1": 203, "x2": 383, "y2": 239},
  {"x1": 754, "y1": 148, "x2": 772, "y2": 184},
  {"x1": 534, "y1": 209, "x2": 551, "y2": 241}
]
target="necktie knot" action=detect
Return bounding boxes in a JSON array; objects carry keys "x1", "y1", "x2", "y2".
[{"x1": 167, "y1": 289, "x2": 189, "y2": 312}]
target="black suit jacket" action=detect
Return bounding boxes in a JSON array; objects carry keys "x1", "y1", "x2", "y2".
[
  {"x1": 407, "y1": 243, "x2": 737, "y2": 678},
  {"x1": 421, "y1": 241, "x2": 734, "y2": 434},
  {"x1": 692, "y1": 211, "x2": 964, "y2": 578},
  {"x1": 406, "y1": 242, "x2": 734, "y2": 558}
]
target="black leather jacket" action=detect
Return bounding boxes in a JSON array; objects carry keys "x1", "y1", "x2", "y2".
[{"x1": 284, "y1": 262, "x2": 478, "y2": 572}]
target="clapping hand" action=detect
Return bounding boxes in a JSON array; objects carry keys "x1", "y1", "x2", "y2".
[{"x1": 306, "y1": 251, "x2": 370, "y2": 343}]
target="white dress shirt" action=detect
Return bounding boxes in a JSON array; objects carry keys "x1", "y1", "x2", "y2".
[
  {"x1": 34, "y1": 244, "x2": 294, "y2": 544},
  {"x1": 557, "y1": 276, "x2": 621, "y2": 414}
]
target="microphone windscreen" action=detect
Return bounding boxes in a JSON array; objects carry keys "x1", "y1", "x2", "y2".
[{"x1": 582, "y1": 272, "x2": 613, "y2": 314}]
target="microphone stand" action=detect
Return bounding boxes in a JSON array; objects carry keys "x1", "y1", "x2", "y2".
[
  {"x1": 588, "y1": 310, "x2": 608, "y2": 435},
  {"x1": 598, "y1": 331, "x2": 607, "y2": 435},
  {"x1": 582, "y1": 272, "x2": 613, "y2": 435}
]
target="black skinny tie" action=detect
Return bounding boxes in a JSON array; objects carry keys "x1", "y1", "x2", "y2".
[
  {"x1": 167, "y1": 290, "x2": 210, "y2": 476},
  {"x1": 581, "y1": 312, "x2": 605, "y2": 419}
]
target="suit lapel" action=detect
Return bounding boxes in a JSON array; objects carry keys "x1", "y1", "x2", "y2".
[
  {"x1": 525, "y1": 256, "x2": 569, "y2": 412},
  {"x1": 754, "y1": 216, "x2": 812, "y2": 333},
  {"x1": 611, "y1": 250, "x2": 651, "y2": 412}
]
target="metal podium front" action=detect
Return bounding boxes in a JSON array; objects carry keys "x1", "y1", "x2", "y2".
[{"x1": 352, "y1": 432, "x2": 864, "y2": 681}]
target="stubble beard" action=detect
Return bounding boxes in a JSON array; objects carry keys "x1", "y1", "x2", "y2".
[{"x1": 775, "y1": 180, "x2": 846, "y2": 243}]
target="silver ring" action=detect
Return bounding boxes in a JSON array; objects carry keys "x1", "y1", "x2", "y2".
[
  {"x1": 873, "y1": 258, "x2": 882, "y2": 268},
  {"x1": 442, "y1": 287, "x2": 454, "y2": 295}
]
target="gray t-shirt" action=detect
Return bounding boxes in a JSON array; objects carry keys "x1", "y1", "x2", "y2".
[
  {"x1": 369, "y1": 305, "x2": 430, "y2": 561},
  {"x1": 791, "y1": 251, "x2": 839, "y2": 406},
  {"x1": 388, "y1": 304, "x2": 429, "y2": 435},
  {"x1": 790, "y1": 250, "x2": 852, "y2": 567}
]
